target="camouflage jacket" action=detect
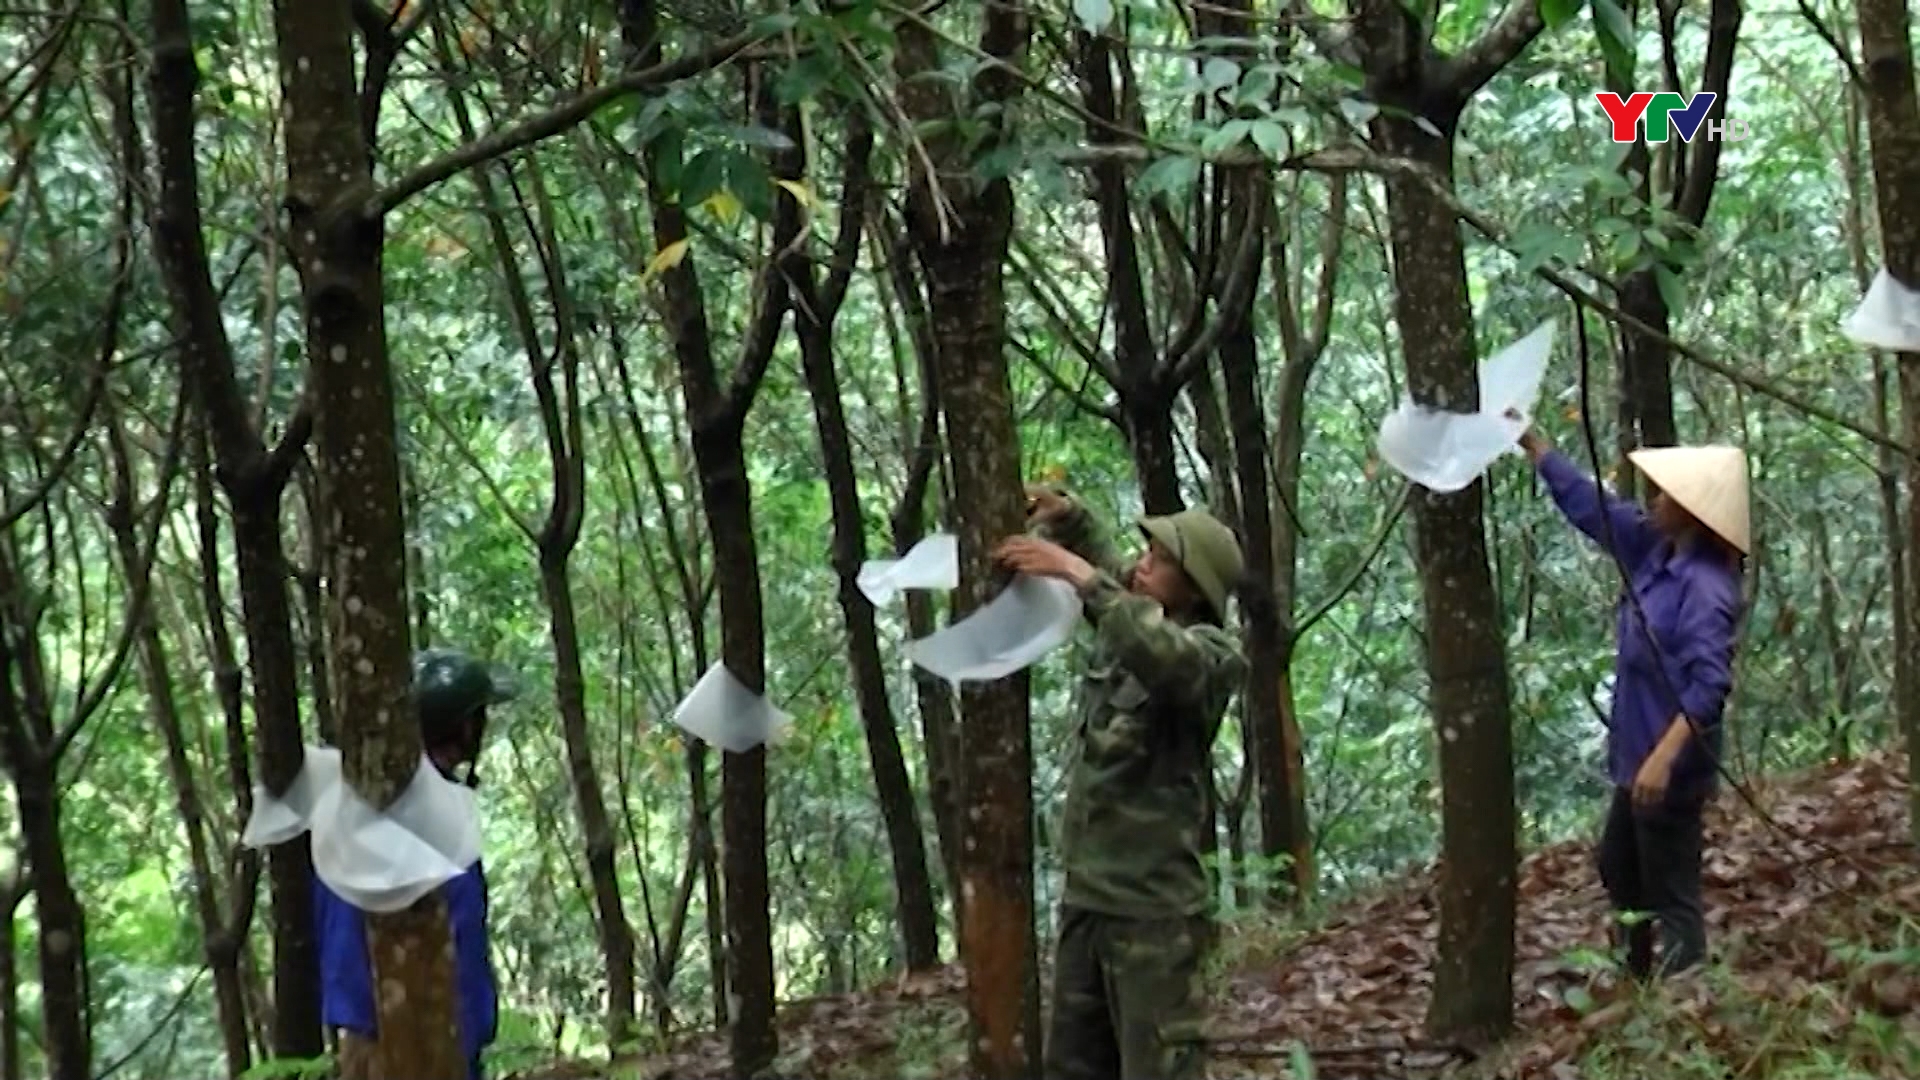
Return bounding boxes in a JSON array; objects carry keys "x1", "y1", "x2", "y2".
[{"x1": 1034, "y1": 494, "x2": 1246, "y2": 918}]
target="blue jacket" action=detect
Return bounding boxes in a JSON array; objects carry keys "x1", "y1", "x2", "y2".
[{"x1": 315, "y1": 861, "x2": 498, "y2": 1076}]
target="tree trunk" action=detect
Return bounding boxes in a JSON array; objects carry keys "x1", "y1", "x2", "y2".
[
  {"x1": 0, "y1": 872, "x2": 21, "y2": 1080},
  {"x1": 0, "y1": 550, "x2": 88, "y2": 1080},
  {"x1": 144, "y1": 3, "x2": 321, "y2": 1053},
  {"x1": 271, "y1": 1, "x2": 462, "y2": 1075},
  {"x1": 541, "y1": 556, "x2": 641, "y2": 1042},
  {"x1": 1612, "y1": 0, "x2": 1741, "y2": 464},
  {"x1": 1266, "y1": 173, "x2": 1348, "y2": 903},
  {"x1": 107, "y1": 420, "x2": 252, "y2": 1077},
  {"x1": 1854, "y1": 0, "x2": 1920, "y2": 841},
  {"x1": 620, "y1": 9, "x2": 799, "y2": 1072},
  {"x1": 882, "y1": 227, "x2": 966, "y2": 926},
  {"x1": 896, "y1": 6, "x2": 1043, "y2": 1073},
  {"x1": 1218, "y1": 182, "x2": 1311, "y2": 903},
  {"x1": 794, "y1": 123, "x2": 941, "y2": 972},
  {"x1": 442, "y1": 66, "x2": 640, "y2": 1041},
  {"x1": 1375, "y1": 109, "x2": 1518, "y2": 1045}
]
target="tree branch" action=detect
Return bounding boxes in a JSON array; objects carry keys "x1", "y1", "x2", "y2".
[
  {"x1": 369, "y1": 26, "x2": 771, "y2": 218},
  {"x1": 1010, "y1": 336, "x2": 1121, "y2": 426},
  {"x1": 261, "y1": 394, "x2": 313, "y2": 491},
  {"x1": 1296, "y1": 482, "x2": 1411, "y2": 638},
  {"x1": 1440, "y1": 0, "x2": 1545, "y2": 105},
  {"x1": 1675, "y1": 0, "x2": 1742, "y2": 227}
]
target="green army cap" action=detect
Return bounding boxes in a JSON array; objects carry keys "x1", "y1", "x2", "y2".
[
  {"x1": 413, "y1": 648, "x2": 515, "y2": 735},
  {"x1": 1137, "y1": 508, "x2": 1245, "y2": 621}
]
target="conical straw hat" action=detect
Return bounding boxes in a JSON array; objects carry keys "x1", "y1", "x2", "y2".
[{"x1": 1627, "y1": 445, "x2": 1750, "y2": 554}]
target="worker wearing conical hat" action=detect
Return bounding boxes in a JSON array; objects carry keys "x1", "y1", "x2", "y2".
[
  {"x1": 1515, "y1": 421, "x2": 1748, "y2": 981},
  {"x1": 995, "y1": 484, "x2": 1247, "y2": 1080}
]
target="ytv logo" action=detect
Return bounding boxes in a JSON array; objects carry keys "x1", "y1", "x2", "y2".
[{"x1": 1595, "y1": 92, "x2": 1749, "y2": 144}]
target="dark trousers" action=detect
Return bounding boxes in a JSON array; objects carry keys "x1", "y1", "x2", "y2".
[
  {"x1": 1596, "y1": 786, "x2": 1706, "y2": 978},
  {"x1": 1044, "y1": 907, "x2": 1210, "y2": 1079}
]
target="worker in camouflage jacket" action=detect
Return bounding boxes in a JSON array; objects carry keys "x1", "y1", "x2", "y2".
[{"x1": 994, "y1": 483, "x2": 1248, "y2": 1080}]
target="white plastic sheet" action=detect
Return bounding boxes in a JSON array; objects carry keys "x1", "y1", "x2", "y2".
[
  {"x1": 240, "y1": 745, "x2": 482, "y2": 914},
  {"x1": 904, "y1": 573, "x2": 1083, "y2": 685},
  {"x1": 1841, "y1": 267, "x2": 1920, "y2": 353},
  {"x1": 1376, "y1": 320, "x2": 1555, "y2": 493},
  {"x1": 670, "y1": 661, "x2": 793, "y2": 753},
  {"x1": 857, "y1": 534, "x2": 959, "y2": 606}
]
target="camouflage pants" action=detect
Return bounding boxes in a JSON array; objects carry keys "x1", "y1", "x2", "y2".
[{"x1": 1044, "y1": 906, "x2": 1210, "y2": 1080}]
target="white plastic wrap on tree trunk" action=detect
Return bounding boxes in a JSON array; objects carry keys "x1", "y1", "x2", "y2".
[
  {"x1": 904, "y1": 573, "x2": 1083, "y2": 685},
  {"x1": 670, "y1": 661, "x2": 794, "y2": 753},
  {"x1": 1841, "y1": 267, "x2": 1920, "y2": 352},
  {"x1": 857, "y1": 533, "x2": 959, "y2": 606},
  {"x1": 241, "y1": 745, "x2": 482, "y2": 913},
  {"x1": 1376, "y1": 320, "x2": 1555, "y2": 493}
]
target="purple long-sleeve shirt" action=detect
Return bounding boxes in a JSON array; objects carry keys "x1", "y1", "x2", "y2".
[{"x1": 1536, "y1": 450, "x2": 1743, "y2": 802}]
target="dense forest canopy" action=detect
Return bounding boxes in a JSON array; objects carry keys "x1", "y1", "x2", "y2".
[{"x1": 0, "y1": 0, "x2": 1916, "y2": 1078}]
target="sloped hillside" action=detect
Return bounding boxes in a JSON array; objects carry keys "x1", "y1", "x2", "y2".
[{"x1": 526, "y1": 750, "x2": 1917, "y2": 1080}]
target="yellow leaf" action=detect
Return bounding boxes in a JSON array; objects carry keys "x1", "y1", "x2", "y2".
[
  {"x1": 642, "y1": 238, "x2": 690, "y2": 282},
  {"x1": 1041, "y1": 464, "x2": 1068, "y2": 484},
  {"x1": 704, "y1": 190, "x2": 742, "y2": 227},
  {"x1": 1563, "y1": 405, "x2": 1582, "y2": 422},
  {"x1": 776, "y1": 179, "x2": 814, "y2": 208}
]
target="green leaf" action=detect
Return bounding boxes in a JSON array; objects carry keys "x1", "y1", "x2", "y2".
[
  {"x1": 1135, "y1": 154, "x2": 1201, "y2": 199},
  {"x1": 1328, "y1": 62, "x2": 1366, "y2": 87},
  {"x1": 1592, "y1": 0, "x2": 1637, "y2": 84},
  {"x1": 1654, "y1": 264, "x2": 1687, "y2": 313},
  {"x1": 1564, "y1": 984, "x2": 1596, "y2": 1014},
  {"x1": 1073, "y1": 0, "x2": 1115, "y2": 32},
  {"x1": 679, "y1": 149, "x2": 726, "y2": 208},
  {"x1": 1202, "y1": 56, "x2": 1242, "y2": 93},
  {"x1": 1200, "y1": 118, "x2": 1254, "y2": 156},
  {"x1": 650, "y1": 128, "x2": 686, "y2": 196},
  {"x1": 1288, "y1": 1041, "x2": 1318, "y2": 1079},
  {"x1": 1612, "y1": 228, "x2": 1643, "y2": 264},
  {"x1": 724, "y1": 124, "x2": 797, "y2": 152},
  {"x1": 975, "y1": 145, "x2": 1023, "y2": 182},
  {"x1": 1338, "y1": 98, "x2": 1380, "y2": 128},
  {"x1": 1250, "y1": 120, "x2": 1291, "y2": 160},
  {"x1": 749, "y1": 11, "x2": 800, "y2": 35},
  {"x1": 1541, "y1": 0, "x2": 1585, "y2": 29},
  {"x1": 1237, "y1": 65, "x2": 1280, "y2": 107},
  {"x1": 727, "y1": 151, "x2": 776, "y2": 221}
]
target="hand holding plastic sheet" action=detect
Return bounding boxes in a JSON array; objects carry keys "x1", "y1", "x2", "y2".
[
  {"x1": 241, "y1": 745, "x2": 482, "y2": 913},
  {"x1": 905, "y1": 573, "x2": 1084, "y2": 684},
  {"x1": 857, "y1": 534, "x2": 959, "y2": 606},
  {"x1": 1376, "y1": 321, "x2": 1554, "y2": 493},
  {"x1": 1841, "y1": 268, "x2": 1920, "y2": 352},
  {"x1": 670, "y1": 661, "x2": 793, "y2": 753}
]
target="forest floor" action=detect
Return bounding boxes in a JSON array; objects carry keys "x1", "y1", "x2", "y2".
[{"x1": 523, "y1": 748, "x2": 1919, "y2": 1080}]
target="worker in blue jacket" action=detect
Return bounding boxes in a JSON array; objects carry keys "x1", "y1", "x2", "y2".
[{"x1": 315, "y1": 648, "x2": 511, "y2": 1079}]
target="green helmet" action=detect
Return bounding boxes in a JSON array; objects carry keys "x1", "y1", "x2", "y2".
[
  {"x1": 1137, "y1": 508, "x2": 1245, "y2": 621},
  {"x1": 412, "y1": 648, "x2": 514, "y2": 780}
]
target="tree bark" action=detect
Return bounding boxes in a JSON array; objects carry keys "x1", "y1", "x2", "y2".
[
  {"x1": 896, "y1": 5, "x2": 1043, "y2": 1074},
  {"x1": 1341, "y1": 0, "x2": 1543, "y2": 1042},
  {"x1": 270, "y1": 1, "x2": 462, "y2": 1075},
  {"x1": 144, "y1": 2, "x2": 322, "y2": 1053},
  {"x1": 795, "y1": 122, "x2": 941, "y2": 972},
  {"x1": 0, "y1": 612, "x2": 88, "y2": 1080},
  {"x1": 619, "y1": 7, "x2": 799, "y2": 1073},
  {"x1": 1612, "y1": 0, "x2": 1742, "y2": 464},
  {"x1": 881, "y1": 226, "x2": 966, "y2": 928},
  {"x1": 1376, "y1": 108, "x2": 1519, "y2": 1044},
  {"x1": 1217, "y1": 180, "x2": 1312, "y2": 904},
  {"x1": 107, "y1": 417, "x2": 252, "y2": 1077},
  {"x1": 440, "y1": 56, "x2": 640, "y2": 1042},
  {"x1": 1853, "y1": 0, "x2": 1920, "y2": 842}
]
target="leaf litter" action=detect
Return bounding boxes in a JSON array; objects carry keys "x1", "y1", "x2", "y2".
[{"x1": 516, "y1": 750, "x2": 1916, "y2": 1079}]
